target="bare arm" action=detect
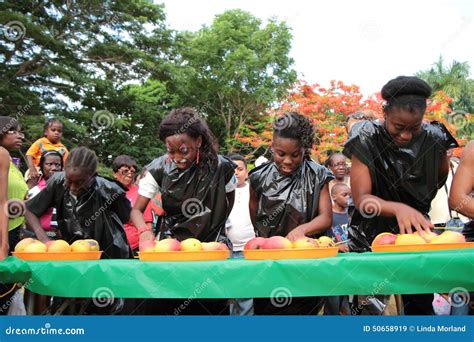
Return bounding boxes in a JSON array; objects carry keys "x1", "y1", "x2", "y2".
[
  {"x1": 24, "y1": 208, "x2": 50, "y2": 243},
  {"x1": 0, "y1": 148, "x2": 9, "y2": 259},
  {"x1": 286, "y1": 183, "x2": 333, "y2": 241},
  {"x1": 249, "y1": 184, "x2": 258, "y2": 229},
  {"x1": 350, "y1": 154, "x2": 432, "y2": 234},
  {"x1": 449, "y1": 141, "x2": 474, "y2": 218},
  {"x1": 437, "y1": 150, "x2": 450, "y2": 187},
  {"x1": 131, "y1": 195, "x2": 153, "y2": 243},
  {"x1": 26, "y1": 155, "x2": 40, "y2": 181}
]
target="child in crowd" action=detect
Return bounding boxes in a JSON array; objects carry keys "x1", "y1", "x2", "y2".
[
  {"x1": 112, "y1": 155, "x2": 153, "y2": 254},
  {"x1": 324, "y1": 183, "x2": 351, "y2": 315},
  {"x1": 226, "y1": 153, "x2": 255, "y2": 315},
  {"x1": 249, "y1": 112, "x2": 333, "y2": 315},
  {"x1": 26, "y1": 118, "x2": 68, "y2": 185}
]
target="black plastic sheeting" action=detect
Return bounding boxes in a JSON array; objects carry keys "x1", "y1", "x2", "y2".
[
  {"x1": 146, "y1": 155, "x2": 236, "y2": 243},
  {"x1": 343, "y1": 120, "x2": 459, "y2": 251},
  {"x1": 249, "y1": 159, "x2": 333, "y2": 237},
  {"x1": 26, "y1": 172, "x2": 132, "y2": 259}
]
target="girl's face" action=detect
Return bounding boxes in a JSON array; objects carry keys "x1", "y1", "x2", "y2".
[
  {"x1": 65, "y1": 167, "x2": 94, "y2": 196},
  {"x1": 0, "y1": 127, "x2": 23, "y2": 151},
  {"x1": 42, "y1": 155, "x2": 62, "y2": 180},
  {"x1": 45, "y1": 122, "x2": 63, "y2": 144},
  {"x1": 329, "y1": 155, "x2": 348, "y2": 180},
  {"x1": 164, "y1": 133, "x2": 202, "y2": 170},
  {"x1": 384, "y1": 108, "x2": 423, "y2": 147},
  {"x1": 113, "y1": 165, "x2": 137, "y2": 188},
  {"x1": 271, "y1": 136, "x2": 304, "y2": 176}
]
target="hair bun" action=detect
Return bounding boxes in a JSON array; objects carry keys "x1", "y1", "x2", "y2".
[{"x1": 381, "y1": 76, "x2": 432, "y2": 101}]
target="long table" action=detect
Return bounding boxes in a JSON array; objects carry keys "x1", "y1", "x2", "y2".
[
  {"x1": 2, "y1": 249, "x2": 471, "y2": 298},
  {"x1": 0, "y1": 256, "x2": 31, "y2": 284}
]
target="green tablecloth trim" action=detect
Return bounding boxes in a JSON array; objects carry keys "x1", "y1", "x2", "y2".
[
  {"x1": 21, "y1": 249, "x2": 474, "y2": 298},
  {"x1": 0, "y1": 257, "x2": 32, "y2": 284}
]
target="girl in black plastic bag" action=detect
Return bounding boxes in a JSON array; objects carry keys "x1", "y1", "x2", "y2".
[
  {"x1": 25, "y1": 147, "x2": 132, "y2": 259},
  {"x1": 343, "y1": 76, "x2": 458, "y2": 314},
  {"x1": 131, "y1": 107, "x2": 236, "y2": 315},
  {"x1": 249, "y1": 112, "x2": 333, "y2": 314}
]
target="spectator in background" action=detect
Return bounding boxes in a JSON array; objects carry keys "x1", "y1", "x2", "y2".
[
  {"x1": 324, "y1": 183, "x2": 351, "y2": 315},
  {"x1": 112, "y1": 155, "x2": 153, "y2": 254},
  {"x1": 429, "y1": 149, "x2": 469, "y2": 232},
  {"x1": 0, "y1": 117, "x2": 28, "y2": 315},
  {"x1": 345, "y1": 111, "x2": 377, "y2": 134},
  {"x1": 449, "y1": 140, "x2": 474, "y2": 238},
  {"x1": 25, "y1": 118, "x2": 68, "y2": 187},
  {"x1": 326, "y1": 152, "x2": 350, "y2": 195},
  {"x1": 226, "y1": 153, "x2": 255, "y2": 315},
  {"x1": 448, "y1": 140, "x2": 474, "y2": 316}
]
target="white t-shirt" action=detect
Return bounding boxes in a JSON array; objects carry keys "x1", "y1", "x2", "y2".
[{"x1": 226, "y1": 182, "x2": 255, "y2": 251}]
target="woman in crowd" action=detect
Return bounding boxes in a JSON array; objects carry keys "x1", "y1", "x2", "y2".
[{"x1": 0, "y1": 116, "x2": 28, "y2": 315}]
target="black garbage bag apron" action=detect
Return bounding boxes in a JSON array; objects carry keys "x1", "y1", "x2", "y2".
[
  {"x1": 146, "y1": 155, "x2": 236, "y2": 242},
  {"x1": 249, "y1": 159, "x2": 333, "y2": 237},
  {"x1": 26, "y1": 172, "x2": 133, "y2": 259},
  {"x1": 343, "y1": 120, "x2": 458, "y2": 252}
]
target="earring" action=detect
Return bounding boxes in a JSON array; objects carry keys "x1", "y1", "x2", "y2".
[{"x1": 196, "y1": 148, "x2": 200, "y2": 164}]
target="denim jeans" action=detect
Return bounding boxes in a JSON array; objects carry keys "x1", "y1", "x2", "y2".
[{"x1": 229, "y1": 251, "x2": 254, "y2": 315}]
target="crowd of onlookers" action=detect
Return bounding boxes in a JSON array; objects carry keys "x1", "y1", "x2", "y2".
[{"x1": 0, "y1": 75, "x2": 472, "y2": 316}]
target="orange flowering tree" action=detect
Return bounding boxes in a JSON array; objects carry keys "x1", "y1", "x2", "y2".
[{"x1": 233, "y1": 81, "x2": 470, "y2": 164}]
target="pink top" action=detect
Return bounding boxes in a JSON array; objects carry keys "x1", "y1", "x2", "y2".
[
  {"x1": 124, "y1": 184, "x2": 153, "y2": 250},
  {"x1": 28, "y1": 178, "x2": 56, "y2": 231}
]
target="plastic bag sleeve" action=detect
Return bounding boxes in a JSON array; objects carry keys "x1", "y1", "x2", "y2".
[
  {"x1": 342, "y1": 123, "x2": 374, "y2": 168},
  {"x1": 111, "y1": 192, "x2": 131, "y2": 224},
  {"x1": 429, "y1": 121, "x2": 459, "y2": 151}
]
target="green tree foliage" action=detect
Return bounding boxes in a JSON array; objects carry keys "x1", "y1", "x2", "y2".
[
  {"x1": 417, "y1": 56, "x2": 474, "y2": 113},
  {"x1": 175, "y1": 9, "x2": 297, "y2": 152},
  {"x1": 0, "y1": 0, "x2": 176, "y2": 169}
]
